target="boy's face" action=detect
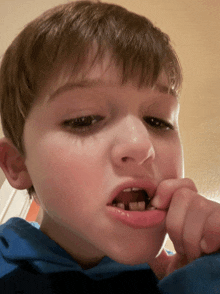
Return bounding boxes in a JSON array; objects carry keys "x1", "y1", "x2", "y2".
[{"x1": 23, "y1": 59, "x2": 183, "y2": 267}]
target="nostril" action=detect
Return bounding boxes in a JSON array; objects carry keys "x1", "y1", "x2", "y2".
[
  {"x1": 112, "y1": 141, "x2": 155, "y2": 167},
  {"x1": 122, "y1": 157, "x2": 128, "y2": 162}
]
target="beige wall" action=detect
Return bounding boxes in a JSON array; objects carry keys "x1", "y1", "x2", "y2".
[
  {"x1": 0, "y1": 0, "x2": 220, "y2": 199},
  {"x1": 0, "y1": 127, "x2": 4, "y2": 186}
]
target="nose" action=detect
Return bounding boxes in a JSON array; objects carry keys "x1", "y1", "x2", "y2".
[{"x1": 111, "y1": 116, "x2": 155, "y2": 167}]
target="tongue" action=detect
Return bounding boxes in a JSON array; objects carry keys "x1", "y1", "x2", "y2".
[{"x1": 113, "y1": 190, "x2": 146, "y2": 207}]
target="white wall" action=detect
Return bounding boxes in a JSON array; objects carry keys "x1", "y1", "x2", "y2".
[{"x1": 0, "y1": 179, "x2": 32, "y2": 224}]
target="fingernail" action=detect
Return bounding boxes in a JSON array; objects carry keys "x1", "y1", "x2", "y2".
[
  {"x1": 151, "y1": 195, "x2": 160, "y2": 208},
  {"x1": 200, "y1": 239, "x2": 208, "y2": 252}
]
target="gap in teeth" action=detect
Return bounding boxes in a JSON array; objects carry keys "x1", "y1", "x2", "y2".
[
  {"x1": 112, "y1": 201, "x2": 155, "y2": 211},
  {"x1": 111, "y1": 188, "x2": 153, "y2": 211}
]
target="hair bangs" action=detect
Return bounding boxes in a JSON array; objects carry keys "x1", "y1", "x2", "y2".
[{"x1": 27, "y1": 1, "x2": 182, "y2": 96}]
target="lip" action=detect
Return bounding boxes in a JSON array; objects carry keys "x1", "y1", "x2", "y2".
[
  {"x1": 106, "y1": 206, "x2": 166, "y2": 229},
  {"x1": 106, "y1": 179, "x2": 166, "y2": 229},
  {"x1": 107, "y1": 179, "x2": 157, "y2": 205}
]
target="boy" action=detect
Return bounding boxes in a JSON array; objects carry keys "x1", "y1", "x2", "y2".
[{"x1": 0, "y1": 1, "x2": 220, "y2": 293}]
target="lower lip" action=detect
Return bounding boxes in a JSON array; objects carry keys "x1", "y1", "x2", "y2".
[{"x1": 107, "y1": 206, "x2": 166, "y2": 229}]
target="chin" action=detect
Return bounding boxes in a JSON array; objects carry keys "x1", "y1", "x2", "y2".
[
  {"x1": 108, "y1": 243, "x2": 162, "y2": 266},
  {"x1": 100, "y1": 224, "x2": 166, "y2": 265}
]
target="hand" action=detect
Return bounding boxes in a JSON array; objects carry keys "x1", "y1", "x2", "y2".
[{"x1": 149, "y1": 178, "x2": 220, "y2": 278}]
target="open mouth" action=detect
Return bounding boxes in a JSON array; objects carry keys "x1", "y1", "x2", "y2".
[{"x1": 108, "y1": 188, "x2": 155, "y2": 212}]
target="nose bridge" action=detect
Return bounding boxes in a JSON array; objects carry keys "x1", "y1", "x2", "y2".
[
  {"x1": 112, "y1": 115, "x2": 155, "y2": 166},
  {"x1": 120, "y1": 115, "x2": 147, "y2": 142}
]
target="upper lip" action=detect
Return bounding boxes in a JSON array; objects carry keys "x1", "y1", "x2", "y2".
[{"x1": 107, "y1": 179, "x2": 157, "y2": 205}]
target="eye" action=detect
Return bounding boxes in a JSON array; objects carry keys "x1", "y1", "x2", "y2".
[
  {"x1": 62, "y1": 115, "x2": 105, "y2": 133},
  {"x1": 144, "y1": 116, "x2": 174, "y2": 130}
]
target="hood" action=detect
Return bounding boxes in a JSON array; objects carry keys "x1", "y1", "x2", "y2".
[{"x1": 0, "y1": 217, "x2": 151, "y2": 280}]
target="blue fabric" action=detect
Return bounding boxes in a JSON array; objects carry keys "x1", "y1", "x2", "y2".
[
  {"x1": 158, "y1": 253, "x2": 220, "y2": 294},
  {"x1": 1, "y1": 217, "x2": 220, "y2": 293},
  {"x1": 30, "y1": 221, "x2": 40, "y2": 229},
  {"x1": 0, "y1": 217, "x2": 160, "y2": 293}
]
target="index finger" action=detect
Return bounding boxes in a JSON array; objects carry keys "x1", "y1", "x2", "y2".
[{"x1": 151, "y1": 178, "x2": 198, "y2": 210}]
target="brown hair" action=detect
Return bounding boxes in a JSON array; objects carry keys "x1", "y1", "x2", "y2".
[{"x1": 0, "y1": 0, "x2": 182, "y2": 196}]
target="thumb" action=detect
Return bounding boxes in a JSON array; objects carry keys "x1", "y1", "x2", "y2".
[
  {"x1": 165, "y1": 253, "x2": 189, "y2": 276},
  {"x1": 149, "y1": 250, "x2": 189, "y2": 279},
  {"x1": 149, "y1": 249, "x2": 172, "y2": 280}
]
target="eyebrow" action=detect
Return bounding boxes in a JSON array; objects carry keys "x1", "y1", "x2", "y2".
[
  {"x1": 48, "y1": 78, "x2": 177, "y2": 102},
  {"x1": 48, "y1": 79, "x2": 108, "y2": 101},
  {"x1": 154, "y1": 83, "x2": 176, "y2": 97}
]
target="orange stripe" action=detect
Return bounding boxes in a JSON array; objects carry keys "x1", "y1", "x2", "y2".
[{"x1": 26, "y1": 201, "x2": 40, "y2": 222}]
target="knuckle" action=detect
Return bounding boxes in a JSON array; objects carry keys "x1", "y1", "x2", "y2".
[
  {"x1": 182, "y1": 178, "x2": 198, "y2": 192},
  {"x1": 196, "y1": 198, "x2": 209, "y2": 211},
  {"x1": 172, "y1": 188, "x2": 211, "y2": 214},
  {"x1": 157, "y1": 179, "x2": 174, "y2": 192},
  {"x1": 172, "y1": 187, "x2": 192, "y2": 202}
]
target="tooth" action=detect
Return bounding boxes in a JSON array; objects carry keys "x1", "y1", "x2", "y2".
[
  {"x1": 117, "y1": 203, "x2": 125, "y2": 210},
  {"x1": 148, "y1": 206, "x2": 156, "y2": 211},
  {"x1": 132, "y1": 188, "x2": 141, "y2": 191},
  {"x1": 123, "y1": 188, "x2": 132, "y2": 192},
  {"x1": 137, "y1": 201, "x2": 145, "y2": 211},
  {"x1": 129, "y1": 202, "x2": 138, "y2": 211}
]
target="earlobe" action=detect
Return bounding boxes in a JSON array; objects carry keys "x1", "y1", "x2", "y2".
[{"x1": 0, "y1": 137, "x2": 32, "y2": 190}]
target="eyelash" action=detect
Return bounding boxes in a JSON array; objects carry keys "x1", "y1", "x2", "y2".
[
  {"x1": 62, "y1": 115, "x2": 174, "y2": 133},
  {"x1": 62, "y1": 115, "x2": 104, "y2": 133},
  {"x1": 144, "y1": 117, "x2": 174, "y2": 131}
]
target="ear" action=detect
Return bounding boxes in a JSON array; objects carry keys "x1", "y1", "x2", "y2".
[{"x1": 0, "y1": 137, "x2": 32, "y2": 190}]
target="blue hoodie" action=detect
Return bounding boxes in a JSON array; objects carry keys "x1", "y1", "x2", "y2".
[
  {"x1": 0, "y1": 217, "x2": 160, "y2": 294},
  {"x1": 1, "y1": 217, "x2": 220, "y2": 294}
]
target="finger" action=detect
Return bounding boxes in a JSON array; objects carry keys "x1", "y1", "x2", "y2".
[
  {"x1": 151, "y1": 178, "x2": 198, "y2": 210},
  {"x1": 149, "y1": 249, "x2": 171, "y2": 280},
  {"x1": 165, "y1": 188, "x2": 191, "y2": 255},
  {"x1": 182, "y1": 194, "x2": 212, "y2": 260},
  {"x1": 201, "y1": 209, "x2": 220, "y2": 254},
  {"x1": 165, "y1": 253, "x2": 189, "y2": 276}
]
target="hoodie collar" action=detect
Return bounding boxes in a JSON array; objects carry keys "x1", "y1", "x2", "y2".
[{"x1": 0, "y1": 217, "x2": 151, "y2": 279}]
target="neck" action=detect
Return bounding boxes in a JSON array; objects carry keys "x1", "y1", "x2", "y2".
[{"x1": 40, "y1": 213, "x2": 105, "y2": 269}]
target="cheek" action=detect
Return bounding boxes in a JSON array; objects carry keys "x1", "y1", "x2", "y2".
[
  {"x1": 25, "y1": 135, "x2": 108, "y2": 203},
  {"x1": 158, "y1": 139, "x2": 183, "y2": 179}
]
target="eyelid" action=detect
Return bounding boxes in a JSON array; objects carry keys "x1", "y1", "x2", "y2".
[
  {"x1": 62, "y1": 115, "x2": 105, "y2": 134},
  {"x1": 144, "y1": 116, "x2": 175, "y2": 130}
]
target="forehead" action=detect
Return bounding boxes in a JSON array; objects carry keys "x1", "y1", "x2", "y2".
[{"x1": 42, "y1": 57, "x2": 177, "y2": 104}]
